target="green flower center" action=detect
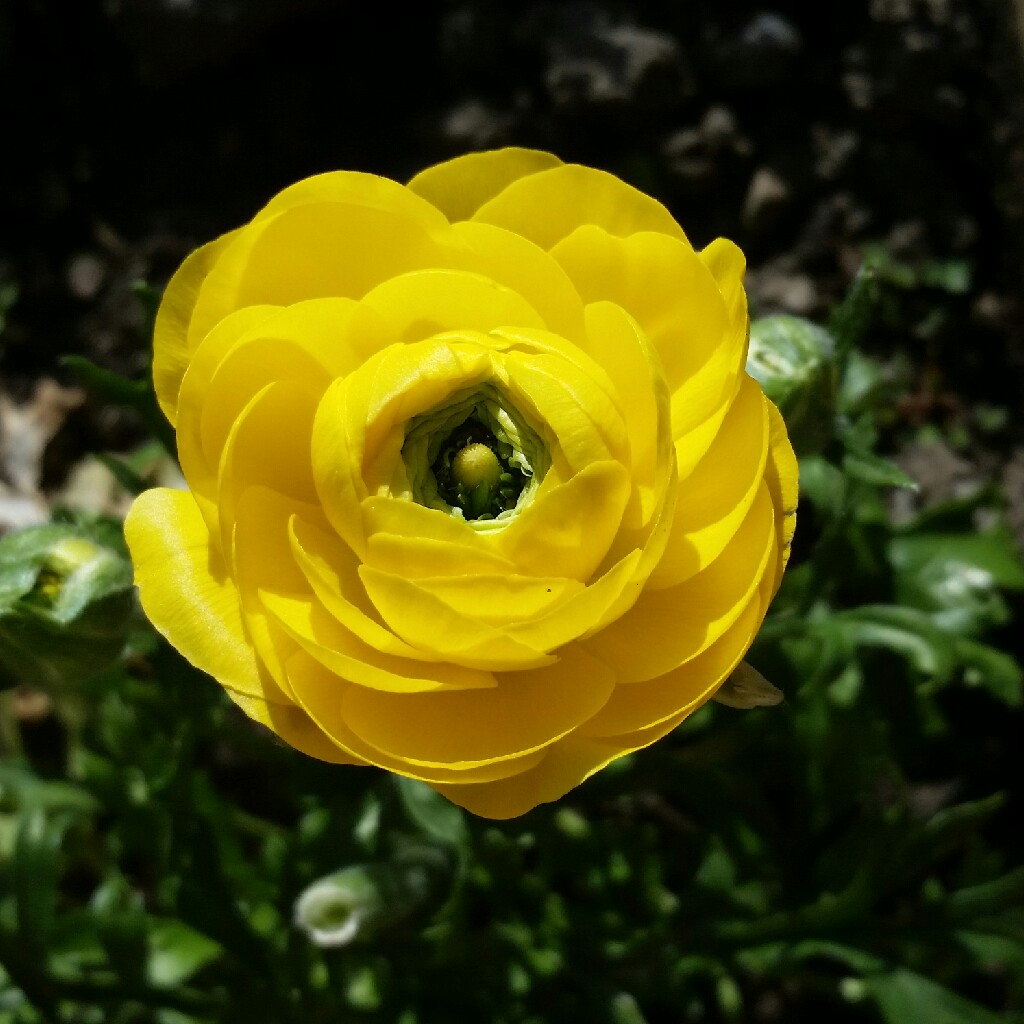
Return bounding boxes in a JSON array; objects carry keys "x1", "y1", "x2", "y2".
[{"x1": 401, "y1": 386, "x2": 549, "y2": 530}]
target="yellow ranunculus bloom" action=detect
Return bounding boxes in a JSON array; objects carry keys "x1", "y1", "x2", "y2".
[{"x1": 124, "y1": 148, "x2": 797, "y2": 818}]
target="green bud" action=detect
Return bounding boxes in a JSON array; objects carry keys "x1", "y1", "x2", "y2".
[
  {"x1": 0, "y1": 519, "x2": 135, "y2": 689},
  {"x1": 746, "y1": 315, "x2": 838, "y2": 456},
  {"x1": 294, "y1": 844, "x2": 453, "y2": 947}
]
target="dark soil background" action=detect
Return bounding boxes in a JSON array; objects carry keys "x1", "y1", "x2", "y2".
[
  {"x1": 3, "y1": 0, "x2": 1024, "y2": 512},
  {"x1": 0, "y1": 0, "x2": 1021, "y2": 398},
  {"x1": 2, "y1": 0, "x2": 1024, "y2": 558},
  {"x1": 1, "y1": 0, "x2": 1023, "y2": 583}
]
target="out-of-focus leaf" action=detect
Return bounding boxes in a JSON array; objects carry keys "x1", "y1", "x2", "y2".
[
  {"x1": 953, "y1": 639, "x2": 1023, "y2": 706},
  {"x1": 828, "y1": 260, "x2": 880, "y2": 362},
  {"x1": 13, "y1": 809, "x2": 72, "y2": 960},
  {"x1": 955, "y1": 930, "x2": 1024, "y2": 972},
  {"x1": 62, "y1": 354, "x2": 176, "y2": 455},
  {"x1": 831, "y1": 605, "x2": 957, "y2": 680},
  {"x1": 892, "y1": 529, "x2": 1024, "y2": 585},
  {"x1": 862, "y1": 968, "x2": 1006, "y2": 1024},
  {"x1": 842, "y1": 450, "x2": 918, "y2": 490},
  {"x1": 797, "y1": 455, "x2": 847, "y2": 519},
  {"x1": 91, "y1": 876, "x2": 148, "y2": 986},
  {"x1": 944, "y1": 866, "x2": 1024, "y2": 923},
  {"x1": 95, "y1": 453, "x2": 151, "y2": 496},
  {"x1": 147, "y1": 919, "x2": 223, "y2": 988},
  {"x1": 395, "y1": 777, "x2": 468, "y2": 850}
]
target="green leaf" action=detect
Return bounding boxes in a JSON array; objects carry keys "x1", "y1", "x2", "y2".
[
  {"x1": 832, "y1": 605, "x2": 957, "y2": 680},
  {"x1": 147, "y1": 919, "x2": 223, "y2": 988},
  {"x1": 96, "y1": 453, "x2": 151, "y2": 496},
  {"x1": 953, "y1": 639, "x2": 1023, "y2": 706},
  {"x1": 61, "y1": 355, "x2": 176, "y2": 455},
  {"x1": 395, "y1": 777, "x2": 468, "y2": 850},
  {"x1": 944, "y1": 866, "x2": 1024, "y2": 923},
  {"x1": 890, "y1": 529, "x2": 1024, "y2": 592},
  {"x1": 13, "y1": 809, "x2": 72, "y2": 960},
  {"x1": 842, "y1": 450, "x2": 918, "y2": 490},
  {"x1": 828, "y1": 261, "x2": 880, "y2": 363},
  {"x1": 862, "y1": 968, "x2": 1007, "y2": 1024},
  {"x1": 955, "y1": 930, "x2": 1024, "y2": 973},
  {"x1": 61, "y1": 355, "x2": 149, "y2": 406}
]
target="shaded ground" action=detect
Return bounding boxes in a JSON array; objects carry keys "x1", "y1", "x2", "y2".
[{"x1": 2, "y1": 0, "x2": 1024, "y2": 530}]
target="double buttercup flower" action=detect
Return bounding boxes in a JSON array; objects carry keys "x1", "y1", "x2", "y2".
[{"x1": 125, "y1": 148, "x2": 797, "y2": 817}]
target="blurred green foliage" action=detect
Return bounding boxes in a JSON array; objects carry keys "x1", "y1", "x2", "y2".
[{"x1": 0, "y1": 257, "x2": 1022, "y2": 1023}]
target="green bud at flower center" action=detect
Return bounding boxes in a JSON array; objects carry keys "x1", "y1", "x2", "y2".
[
  {"x1": 451, "y1": 443, "x2": 501, "y2": 491},
  {"x1": 401, "y1": 385, "x2": 550, "y2": 530}
]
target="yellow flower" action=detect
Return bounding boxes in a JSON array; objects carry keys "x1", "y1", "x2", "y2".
[{"x1": 124, "y1": 148, "x2": 797, "y2": 818}]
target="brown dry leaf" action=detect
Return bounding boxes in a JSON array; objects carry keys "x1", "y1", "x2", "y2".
[{"x1": 0, "y1": 378, "x2": 85, "y2": 533}]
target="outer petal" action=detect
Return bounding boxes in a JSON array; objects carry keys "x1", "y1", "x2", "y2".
[
  {"x1": 581, "y1": 484, "x2": 777, "y2": 683},
  {"x1": 336, "y1": 643, "x2": 615, "y2": 768},
  {"x1": 433, "y1": 733, "x2": 628, "y2": 819},
  {"x1": 649, "y1": 376, "x2": 768, "y2": 590},
  {"x1": 153, "y1": 229, "x2": 243, "y2": 425},
  {"x1": 473, "y1": 164, "x2": 689, "y2": 251},
  {"x1": 407, "y1": 147, "x2": 564, "y2": 222},
  {"x1": 227, "y1": 691, "x2": 364, "y2": 766},
  {"x1": 764, "y1": 398, "x2": 799, "y2": 590},
  {"x1": 124, "y1": 487, "x2": 285, "y2": 704}
]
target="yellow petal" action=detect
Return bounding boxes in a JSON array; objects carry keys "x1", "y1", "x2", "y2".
[
  {"x1": 264, "y1": 588, "x2": 497, "y2": 693},
  {"x1": 226, "y1": 690, "x2": 363, "y2": 766},
  {"x1": 699, "y1": 237, "x2": 749, "y2": 338},
  {"x1": 216, "y1": 380, "x2": 319, "y2": 556},
  {"x1": 395, "y1": 572, "x2": 584, "y2": 627},
  {"x1": 337, "y1": 643, "x2": 614, "y2": 767},
  {"x1": 359, "y1": 268, "x2": 546, "y2": 343},
  {"x1": 764, "y1": 397, "x2": 799, "y2": 590},
  {"x1": 186, "y1": 198, "x2": 463, "y2": 354},
  {"x1": 152, "y1": 228, "x2": 243, "y2": 425},
  {"x1": 580, "y1": 301, "x2": 672, "y2": 530},
  {"x1": 175, "y1": 305, "x2": 284, "y2": 531},
  {"x1": 358, "y1": 565, "x2": 557, "y2": 671},
  {"x1": 473, "y1": 164, "x2": 688, "y2": 251},
  {"x1": 581, "y1": 483, "x2": 777, "y2": 683},
  {"x1": 290, "y1": 512, "x2": 481, "y2": 662},
  {"x1": 649, "y1": 376, "x2": 768, "y2": 589},
  {"x1": 407, "y1": 147, "x2": 564, "y2": 222},
  {"x1": 551, "y1": 228, "x2": 716, "y2": 391},
  {"x1": 361, "y1": 497, "x2": 518, "y2": 576},
  {"x1": 579, "y1": 583, "x2": 766, "y2": 737},
  {"x1": 196, "y1": 301, "x2": 392, "y2": 464},
  {"x1": 500, "y1": 342, "x2": 629, "y2": 474},
  {"x1": 433, "y1": 732, "x2": 631, "y2": 818},
  {"x1": 493, "y1": 460, "x2": 632, "y2": 581},
  {"x1": 450, "y1": 220, "x2": 587, "y2": 343},
  {"x1": 124, "y1": 487, "x2": 283, "y2": 703},
  {"x1": 311, "y1": 340, "x2": 495, "y2": 557},
  {"x1": 286, "y1": 649, "x2": 545, "y2": 784},
  {"x1": 231, "y1": 486, "x2": 329, "y2": 700}
]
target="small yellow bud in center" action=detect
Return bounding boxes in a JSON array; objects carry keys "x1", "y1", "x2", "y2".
[{"x1": 452, "y1": 443, "x2": 501, "y2": 490}]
